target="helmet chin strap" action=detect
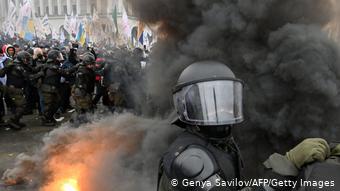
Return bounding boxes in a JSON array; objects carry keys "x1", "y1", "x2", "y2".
[
  {"x1": 186, "y1": 125, "x2": 244, "y2": 171},
  {"x1": 187, "y1": 124, "x2": 233, "y2": 141}
]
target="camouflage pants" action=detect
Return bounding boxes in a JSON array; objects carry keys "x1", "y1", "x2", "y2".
[
  {"x1": 5, "y1": 86, "x2": 26, "y2": 122},
  {"x1": 70, "y1": 92, "x2": 93, "y2": 125},
  {"x1": 42, "y1": 91, "x2": 61, "y2": 121},
  {"x1": 71, "y1": 87, "x2": 93, "y2": 113}
]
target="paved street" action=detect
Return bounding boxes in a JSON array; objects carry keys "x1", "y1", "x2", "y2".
[{"x1": 0, "y1": 114, "x2": 65, "y2": 190}]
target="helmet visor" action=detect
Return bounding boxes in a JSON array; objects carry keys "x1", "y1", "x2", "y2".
[{"x1": 174, "y1": 80, "x2": 243, "y2": 126}]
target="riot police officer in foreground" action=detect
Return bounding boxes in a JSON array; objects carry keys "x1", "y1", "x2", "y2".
[
  {"x1": 157, "y1": 61, "x2": 332, "y2": 191},
  {"x1": 0, "y1": 51, "x2": 31, "y2": 130},
  {"x1": 40, "y1": 50, "x2": 76, "y2": 126}
]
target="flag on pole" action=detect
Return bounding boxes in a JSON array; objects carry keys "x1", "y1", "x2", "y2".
[
  {"x1": 93, "y1": 8, "x2": 99, "y2": 21},
  {"x1": 63, "y1": 14, "x2": 72, "y2": 34},
  {"x1": 42, "y1": 15, "x2": 49, "y2": 27},
  {"x1": 21, "y1": 0, "x2": 32, "y2": 17},
  {"x1": 70, "y1": 11, "x2": 78, "y2": 35},
  {"x1": 41, "y1": 15, "x2": 51, "y2": 35},
  {"x1": 137, "y1": 22, "x2": 144, "y2": 39},
  {"x1": 19, "y1": 16, "x2": 29, "y2": 38},
  {"x1": 121, "y1": 4, "x2": 130, "y2": 37},
  {"x1": 24, "y1": 18, "x2": 35, "y2": 40},
  {"x1": 76, "y1": 23, "x2": 86, "y2": 46},
  {"x1": 138, "y1": 31, "x2": 144, "y2": 45},
  {"x1": 60, "y1": 29, "x2": 65, "y2": 43},
  {"x1": 7, "y1": 24, "x2": 15, "y2": 38},
  {"x1": 52, "y1": 28, "x2": 58, "y2": 40},
  {"x1": 112, "y1": 5, "x2": 118, "y2": 34},
  {"x1": 137, "y1": 21, "x2": 145, "y2": 45},
  {"x1": 8, "y1": 0, "x2": 16, "y2": 19},
  {"x1": 4, "y1": 0, "x2": 16, "y2": 36}
]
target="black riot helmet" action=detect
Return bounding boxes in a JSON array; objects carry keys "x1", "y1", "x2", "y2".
[
  {"x1": 173, "y1": 61, "x2": 244, "y2": 127},
  {"x1": 82, "y1": 52, "x2": 95, "y2": 65},
  {"x1": 14, "y1": 51, "x2": 32, "y2": 65},
  {"x1": 47, "y1": 50, "x2": 64, "y2": 64}
]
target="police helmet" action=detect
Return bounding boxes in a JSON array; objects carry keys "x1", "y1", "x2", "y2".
[
  {"x1": 15, "y1": 51, "x2": 32, "y2": 64},
  {"x1": 47, "y1": 50, "x2": 64, "y2": 63},
  {"x1": 173, "y1": 61, "x2": 244, "y2": 126}
]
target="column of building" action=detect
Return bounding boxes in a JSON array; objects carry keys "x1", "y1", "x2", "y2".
[
  {"x1": 67, "y1": 0, "x2": 71, "y2": 15},
  {"x1": 39, "y1": 0, "x2": 45, "y2": 16},
  {"x1": 76, "y1": 0, "x2": 81, "y2": 15},
  {"x1": 86, "y1": 0, "x2": 91, "y2": 14},
  {"x1": 107, "y1": 0, "x2": 113, "y2": 15},
  {"x1": 0, "y1": 0, "x2": 5, "y2": 19},
  {"x1": 30, "y1": 0, "x2": 35, "y2": 17},
  {"x1": 15, "y1": 0, "x2": 19, "y2": 14},
  {"x1": 57, "y1": 0, "x2": 62, "y2": 15},
  {"x1": 48, "y1": 0, "x2": 53, "y2": 15}
]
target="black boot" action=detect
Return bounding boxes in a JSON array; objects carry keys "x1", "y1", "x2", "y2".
[
  {"x1": 41, "y1": 116, "x2": 56, "y2": 127},
  {"x1": 42, "y1": 119, "x2": 56, "y2": 127},
  {"x1": 17, "y1": 121, "x2": 26, "y2": 128},
  {"x1": 7, "y1": 119, "x2": 22, "y2": 130}
]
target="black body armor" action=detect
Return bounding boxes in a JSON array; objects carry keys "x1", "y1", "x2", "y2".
[{"x1": 158, "y1": 131, "x2": 242, "y2": 191}]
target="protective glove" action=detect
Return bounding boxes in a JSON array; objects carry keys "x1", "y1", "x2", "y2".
[
  {"x1": 286, "y1": 138, "x2": 330, "y2": 169},
  {"x1": 331, "y1": 144, "x2": 340, "y2": 156}
]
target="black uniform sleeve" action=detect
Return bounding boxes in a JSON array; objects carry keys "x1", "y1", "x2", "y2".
[
  {"x1": 58, "y1": 65, "x2": 78, "y2": 77},
  {"x1": 0, "y1": 65, "x2": 10, "y2": 77}
]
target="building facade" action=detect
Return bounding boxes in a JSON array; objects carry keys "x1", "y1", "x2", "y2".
[{"x1": 0, "y1": 0, "x2": 136, "y2": 31}]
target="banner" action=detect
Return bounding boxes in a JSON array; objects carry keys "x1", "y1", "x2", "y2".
[
  {"x1": 121, "y1": 4, "x2": 130, "y2": 38},
  {"x1": 76, "y1": 23, "x2": 86, "y2": 46},
  {"x1": 24, "y1": 19, "x2": 35, "y2": 40},
  {"x1": 137, "y1": 21, "x2": 145, "y2": 45}
]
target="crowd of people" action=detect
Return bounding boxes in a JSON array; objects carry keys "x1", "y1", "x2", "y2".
[{"x1": 0, "y1": 35, "x2": 148, "y2": 130}]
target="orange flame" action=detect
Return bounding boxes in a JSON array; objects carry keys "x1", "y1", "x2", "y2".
[
  {"x1": 36, "y1": 125, "x2": 143, "y2": 191},
  {"x1": 61, "y1": 179, "x2": 79, "y2": 191}
]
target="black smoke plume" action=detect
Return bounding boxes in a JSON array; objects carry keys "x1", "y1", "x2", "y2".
[{"x1": 128, "y1": 0, "x2": 340, "y2": 176}]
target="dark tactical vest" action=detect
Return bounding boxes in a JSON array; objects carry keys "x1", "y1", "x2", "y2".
[{"x1": 158, "y1": 131, "x2": 243, "y2": 191}]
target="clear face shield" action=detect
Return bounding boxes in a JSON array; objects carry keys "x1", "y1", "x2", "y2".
[{"x1": 174, "y1": 80, "x2": 244, "y2": 126}]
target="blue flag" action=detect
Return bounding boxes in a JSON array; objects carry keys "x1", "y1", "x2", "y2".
[
  {"x1": 76, "y1": 23, "x2": 84, "y2": 41},
  {"x1": 139, "y1": 31, "x2": 144, "y2": 45}
]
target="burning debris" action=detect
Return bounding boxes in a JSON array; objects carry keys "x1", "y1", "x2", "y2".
[{"x1": 2, "y1": 113, "x2": 179, "y2": 191}]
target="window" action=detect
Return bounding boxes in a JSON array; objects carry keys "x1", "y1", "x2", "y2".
[
  {"x1": 91, "y1": 4, "x2": 96, "y2": 15},
  {"x1": 54, "y1": 6, "x2": 58, "y2": 15},
  {"x1": 37, "y1": 6, "x2": 41, "y2": 17},
  {"x1": 63, "y1": 5, "x2": 67, "y2": 15},
  {"x1": 46, "y1": 6, "x2": 49, "y2": 16},
  {"x1": 72, "y1": 5, "x2": 76, "y2": 14}
]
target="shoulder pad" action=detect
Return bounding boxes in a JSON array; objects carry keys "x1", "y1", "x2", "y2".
[{"x1": 172, "y1": 145, "x2": 217, "y2": 180}]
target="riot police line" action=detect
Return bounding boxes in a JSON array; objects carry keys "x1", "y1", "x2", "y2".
[{"x1": 0, "y1": 38, "x2": 148, "y2": 130}]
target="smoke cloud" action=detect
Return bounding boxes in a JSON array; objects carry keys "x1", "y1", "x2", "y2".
[{"x1": 128, "y1": 0, "x2": 340, "y2": 176}]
